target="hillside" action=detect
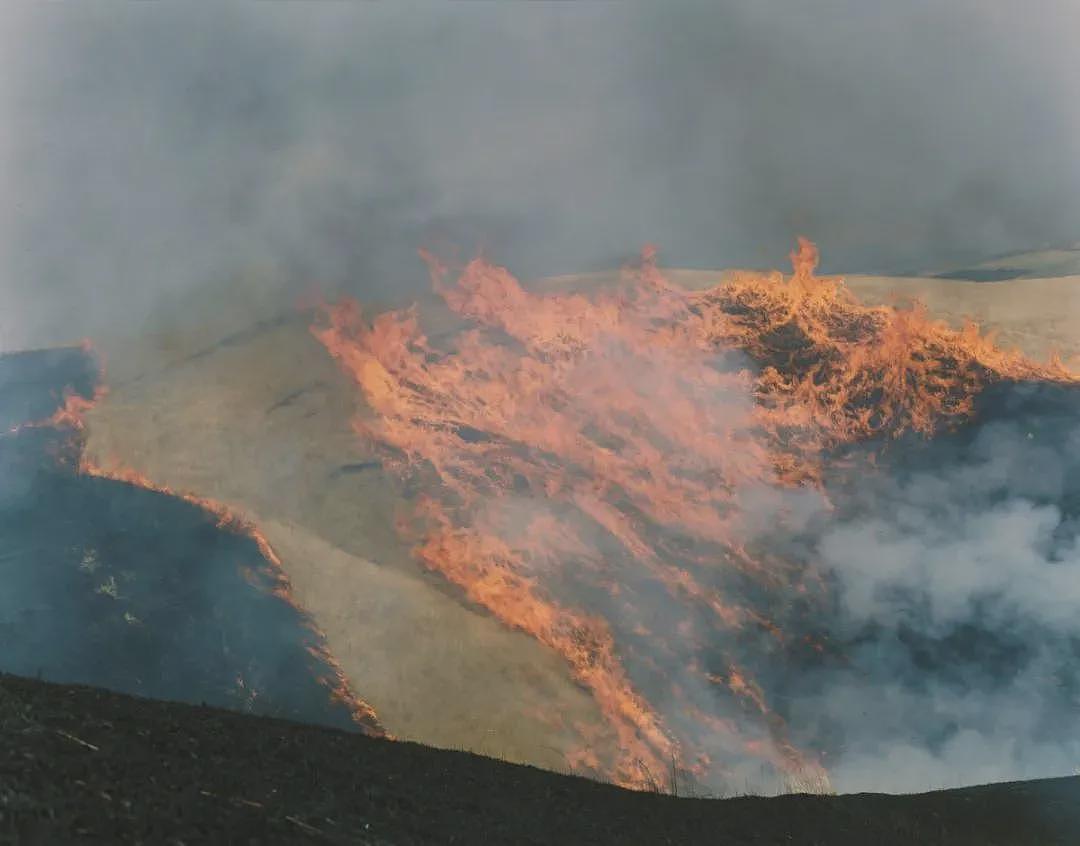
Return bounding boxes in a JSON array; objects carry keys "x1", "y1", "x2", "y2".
[{"x1": 70, "y1": 247, "x2": 1080, "y2": 788}]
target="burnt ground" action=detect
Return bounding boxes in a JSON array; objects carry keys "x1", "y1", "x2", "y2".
[
  {"x1": 2, "y1": 673, "x2": 1079, "y2": 845},
  {"x1": 0, "y1": 348, "x2": 378, "y2": 738}
]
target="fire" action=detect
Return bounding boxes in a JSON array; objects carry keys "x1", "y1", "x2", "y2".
[
  {"x1": 47, "y1": 388, "x2": 105, "y2": 430},
  {"x1": 5, "y1": 351, "x2": 109, "y2": 436},
  {"x1": 313, "y1": 238, "x2": 1077, "y2": 791},
  {"x1": 699, "y1": 237, "x2": 1073, "y2": 465}
]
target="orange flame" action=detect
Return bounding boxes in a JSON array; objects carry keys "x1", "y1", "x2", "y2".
[{"x1": 313, "y1": 239, "x2": 1077, "y2": 791}]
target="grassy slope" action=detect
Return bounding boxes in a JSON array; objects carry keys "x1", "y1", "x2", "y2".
[
  {"x1": 65, "y1": 247, "x2": 1080, "y2": 792},
  {"x1": 14, "y1": 247, "x2": 1072, "y2": 845}
]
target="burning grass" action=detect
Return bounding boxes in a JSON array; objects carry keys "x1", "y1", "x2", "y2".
[{"x1": 312, "y1": 239, "x2": 1079, "y2": 791}]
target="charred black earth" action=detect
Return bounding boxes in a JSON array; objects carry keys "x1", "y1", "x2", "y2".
[
  {"x1": 0, "y1": 347, "x2": 374, "y2": 734},
  {"x1": 2, "y1": 671, "x2": 1079, "y2": 845}
]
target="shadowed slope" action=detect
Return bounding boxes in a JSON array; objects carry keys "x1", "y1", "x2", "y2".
[{"x1": 2, "y1": 672, "x2": 1079, "y2": 845}]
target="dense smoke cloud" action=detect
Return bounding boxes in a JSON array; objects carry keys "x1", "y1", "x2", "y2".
[
  {"x1": 788, "y1": 385, "x2": 1080, "y2": 792},
  {"x1": 2, "y1": 1, "x2": 1079, "y2": 349}
]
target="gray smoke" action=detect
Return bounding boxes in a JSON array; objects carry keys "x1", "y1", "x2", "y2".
[
  {"x1": 787, "y1": 391, "x2": 1080, "y2": 793},
  {"x1": 2, "y1": 1, "x2": 1079, "y2": 349}
]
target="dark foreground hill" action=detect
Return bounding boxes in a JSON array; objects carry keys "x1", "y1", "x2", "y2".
[{"x1": 2, "y1": 673, "x2": 1078, "y2": 845}]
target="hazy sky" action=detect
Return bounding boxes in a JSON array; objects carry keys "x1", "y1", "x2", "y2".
[{"x1": 2, "y1": 1, "x2": 1079, "y2": 346}]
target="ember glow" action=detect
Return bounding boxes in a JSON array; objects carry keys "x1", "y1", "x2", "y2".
[{"x1": 313, "y1": 239, "x2": 1078, "y2": 791}]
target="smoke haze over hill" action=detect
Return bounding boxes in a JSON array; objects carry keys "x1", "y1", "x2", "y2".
[{"x1": 2, "y1": 1, "x2": 1079, "y2": 348}]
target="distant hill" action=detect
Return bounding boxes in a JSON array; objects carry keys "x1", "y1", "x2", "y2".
[{"x1": 921, "y1": 246, "x2": 1080, "y2": 281}]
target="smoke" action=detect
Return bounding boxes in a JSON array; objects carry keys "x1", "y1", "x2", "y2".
[
  {"x1": 785, "y1": 383, "x2": 1080, "y2": 792},
  {"x1": 3, "y1": 1, "x2": 1079, "y2": 349}
]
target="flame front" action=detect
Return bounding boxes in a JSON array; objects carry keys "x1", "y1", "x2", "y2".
[
  {"x1": 75, "y1": 457, "x2": 381, "y2": 731},
  {"x1": 313, "y1": 239, "x2": 1077, "y2": 791},
  {"x1": 27, "y1": 351, "x2": 382, "y2": 736}
]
